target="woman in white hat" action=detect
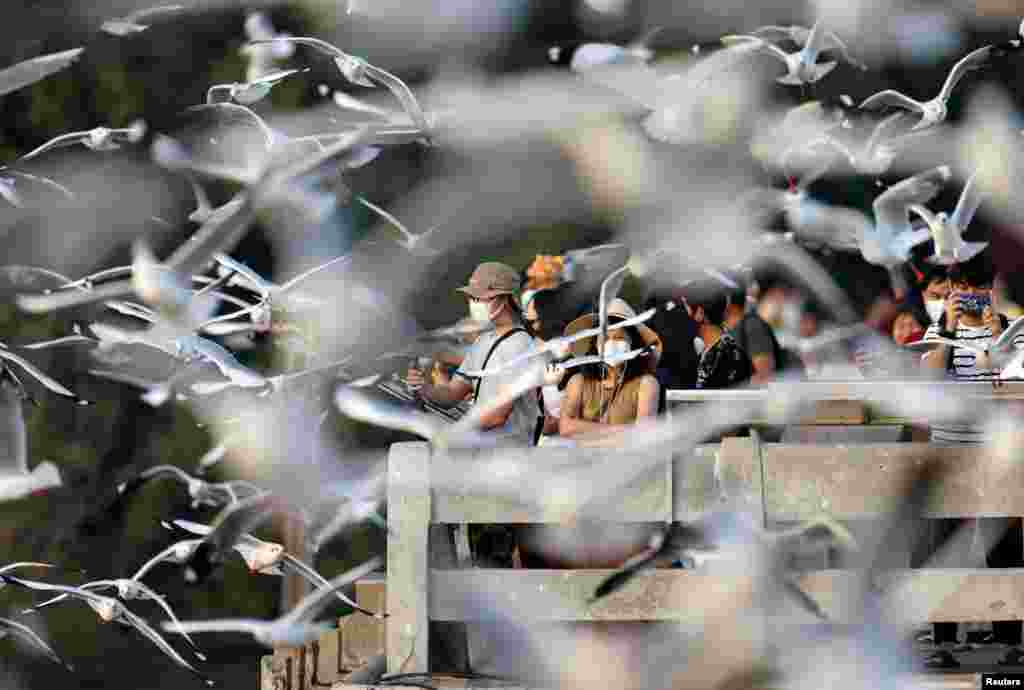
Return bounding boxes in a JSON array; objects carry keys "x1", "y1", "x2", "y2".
[{"x1": 558, "y1": 298, "x2": 663, "y2": 440}]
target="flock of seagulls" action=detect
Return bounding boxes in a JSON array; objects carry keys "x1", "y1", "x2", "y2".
[{"x1": 0, "y1": 2, "x2": 1021, "y2": 688}]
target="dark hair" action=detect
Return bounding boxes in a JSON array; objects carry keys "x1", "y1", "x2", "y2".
[
  {"x1": 920, "y1": 264, "x2": 948, "y2": 288},
  {"x1": 949, "y1": 252, "x2": 994, "y2": 288},
  {"x1": 680, "y1": 279, "x2": 728, "y2": 326},
  {"x1": 525, "y1": 289, "x2": 567, "y2": 341},
  {"x1": 569, "y1": 317, "x2": 649, "y2": 387}
]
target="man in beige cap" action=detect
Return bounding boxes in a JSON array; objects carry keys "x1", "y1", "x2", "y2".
[{"x1": 407, "y1": 261, "x2": 538, "y2": 445}]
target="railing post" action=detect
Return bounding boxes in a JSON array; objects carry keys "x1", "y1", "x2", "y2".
[{"x1": 387, "y1": 441, "x2": 431, "y2": 674}]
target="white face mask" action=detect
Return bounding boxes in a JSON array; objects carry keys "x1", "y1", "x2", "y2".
[
  {"x1": 925, "y1": 299, "x2": 945, "y2": 324},
  {"x1": 694, "y1": 337, "x2": 706, "y2": 356},
  {"x1": 602, "y1": 339, "x2": 632, "y2": 359},
  {"x1": 469, "y1": 300, "x2": 491, "y2": 322}
]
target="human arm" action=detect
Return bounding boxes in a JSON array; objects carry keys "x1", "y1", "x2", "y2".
[
  {"x1": 741, "y1": 318, "x2": 776, "y2": 384},
  {"x1": 407, "y1": 366, "x2": 473, "y2": 408},
  {"x1": 922, "y1": 295, "x2": 961, "y2": 370},
  {"x1": 558, "y1": 374, "x2": 631, "y2": 438}
]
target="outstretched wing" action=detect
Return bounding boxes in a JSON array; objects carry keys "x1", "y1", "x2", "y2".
[
  {"x1": 938, "y1": 44, "x2": 992, "y2": 103},
  {"x1": 859, "y1": 90, "x2": 923, "y2": 113},
  {"x1": 280, "y1": 554, "x2": 385, "y2": 618},
  {"x1": 0, "y1": 48, "x2": 84, "y2": 97},
  {"x1": 950, "y1": 172, "x2": 984, "y2": 233}
]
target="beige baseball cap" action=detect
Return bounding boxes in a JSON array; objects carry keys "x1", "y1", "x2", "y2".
[{"x1": 456, "y1": 262, "x2": 522, "y2": 300}]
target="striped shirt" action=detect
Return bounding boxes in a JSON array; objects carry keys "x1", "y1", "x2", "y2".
[{"x1": 921, "y1": 320, "x2": 1024, "y2": 444}]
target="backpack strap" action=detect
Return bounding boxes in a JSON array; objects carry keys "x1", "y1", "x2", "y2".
[{"x1": 473, "y1": 327, "x2": 529, "y2": 404}]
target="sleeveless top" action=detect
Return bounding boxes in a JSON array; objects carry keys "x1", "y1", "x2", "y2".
[{"x1": 568, "y1": 374, "x2": 652, "y2": 425}]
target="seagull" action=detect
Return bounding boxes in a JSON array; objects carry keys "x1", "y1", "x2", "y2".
[
  {"x1": 16, "y1": 192, "x2": 253, "y2": 317},
  {"x1": 163, "y1": 556, "x2": 382, "y2": 648},
  {"x1": 240, "y1": 11, "x2": 295, "y2": 83},
  {"x1": 170, "y1": 518, "x2": 385, "y2": 618},
  {"x1": 180, "y1": 493, "x2": 291, "y2": 583},
  {"x1": 22, "y1": 576, "x2": 207, "y2": 660},
  {"x1": 0, "y1": 169, "x2": 75, "y2": 206},
  {"x1": 0, "y1": 617, "x2": 73, "y2": 670},
  {"x1": 0, "y1": 344, "x2": 87, "y2": 405},
  {"x1": 812, "y1": 111, "x2": 911, "y2": 177},
  {"x1": 458, "y1": 307, "x2": 655, "y2": 377},
  {"x1": 17, "y1": 121, "x2": 147, "y2": 161},
  {"x1": 205, "y1": 68, "x2": 309, "y2": 105},
  {"x1": 101, "y1": 5, "x2": 187, "y2": 35},
  {"x1": 0, "y1": 47, "x2": 84, "y2": 97},
  {"x1": 858, "y1": 44, "x2": 995, "y2": 131},
  {"x1": 17, "y1": 324, "x2": 98, "y2": 350},
  {"x1": 591, "y1": 513, "x2": 856, "y2": 621},
  {"x1": 909, "y1": 172, "x2": 989, "y2": 265},
  {"x1": 863, "y1": 165, "x2": 951, "y2": 290},
  {"x1": 751, "y1": 24, "x2": 868, "y2": 71},
  {"x1": 1, "y1": 576, "x2": 214, "y2": 685},
  {"x1": 721, "y1": 20, "x2": 838, "y2": 86},
  {"x1": 0, "y1": 382, "x2": 63, "y2": 501},
  {"x1": 555, "y1": 27, "x2": 664, "y2": 72},
  {"x1": 245, "y1": 36, "x2": 431, "y2": 135},
  {"x1": 357, "y1": 197, "x2": 442, "y2": 257},
  {"x1": 115, "y1": 465, "x2": 239, "y2": 510}
]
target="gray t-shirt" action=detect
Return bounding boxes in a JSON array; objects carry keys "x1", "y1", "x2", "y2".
[{"x1": 455, "y1": 328, "x2": 538, "y2": 445}]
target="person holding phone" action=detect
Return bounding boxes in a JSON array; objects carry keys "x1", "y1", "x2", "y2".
[{"x1": 918, "y1": 255, "x2": 1024, "y2": 668}]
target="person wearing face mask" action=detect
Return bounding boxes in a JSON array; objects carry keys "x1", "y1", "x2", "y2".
[
  {"x1": 557, "y1": 299, "x2": 662, "y2": 440},
  {"x1": 521, "y1": 287, "x2": 575, "y2": 447},
  {"x1": 406, "y1": 262, "x2": 538, "y2": 445},
  {"x1": 916, "y1": 254, "x2": 1024, "y2": 669},
  {"x1": 680, "y1": 279, "x2": 754, "y2": 390},
  {"x1": 919, "y1": 266, "x2": 951, "y2": 325}
]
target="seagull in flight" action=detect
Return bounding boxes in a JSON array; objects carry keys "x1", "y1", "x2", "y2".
[
  {"x1": 553, "y1": 27, "x2": 664, "y2": 72},
  {"x1": 858, "y1": 44, "x2": 995, "y2": 131},
  {"x1": 163, "y1": 556, "x2": 382, "y2": 648},
  {"x1": 205, "y1": 68, "x2": 309, "y2": 105},
  {"x1": 1, "y1": 576, "x2": 214, "y2": 685},
  {"x1": 863, "y1": 165, "x2": 950, "y2": 290},
  {"x1": 909, "y1": 171, "x2": 989, "y2": 265},
  {"x1": 0, "y1": 617, "x2": 73, "y2": 670},
  {"x1": 750, "y1": 24, "x2": 867, "y2": 71},
  {"x1": 0, "y1": 382, "x2": 63, "y2": 501},
  {"x1": 245, "y1": 36, "x2": 431, "y2": 135},
  {"x1": 101, "y1": 5, "x2": 187, "y2": 35},
  {"x1": 0, "y1": 47, "x2": 84, "y2": 97},
  {"x1": 358, "y1": 197, "x2": 442, "y2": 257},
  {"x1": 0, "y1": 343, "x2": 87, "y2": 405},
  {"x1": 170, "y1": 518, "x2": 386, "y2": 618},
  {"x1": 18, "y1": 121, "x2": 147, "y2": 161},
  {"x1": 721, "y1": 20, "x2": 838, "y2": 86},
  {"x1": 22, "y1": 576, "x2": 207, "y2": 660}
]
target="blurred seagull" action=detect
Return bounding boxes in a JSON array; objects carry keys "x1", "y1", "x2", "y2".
[
  {"x1": 241, "y1": 11, "x2": 294, "y2": 83},
  {"x1": 0, "y1": 617, "x2": 73, "y2": 670},
  {"x1": 751, "y1": 24, "x2": 867, "y2": 71},
  {"x1": 358, "y1": 197, "x2": 442, "y2": 257},
  {"x1": 23, "y1": 576, "x2": 206, "y2": 660},
  {"x1": 0, "y1": 47, "x2": 84, "y2": 97},
  {"x1": 0, "y1": 344, "x2": 87, "y2": 405},
  {"x1": 163, "y1": 556, "x2": 382, "y2": 648},
  {"x1": 721, "y1": 20, "x2": 838, "y2": 86},
  {"x1": 245, "y1": 36, "x2": 431, "y2": 134},
  {"x1": 171, "y1": 518, "x2": 385, "y2": 618},
  {"x1": 1, "y1": 576, "x2": 213, "y2": 685},
  {"x1": 101, "y1": 5, "x2": 187, "y2": 35},
  {"x1": 909, "y1": 171, "x2": 989, "y2": 265},
  {"x1": 205, "y1": 68, "x2": 309, "y2": 105},
  {"x1": 0, "y1": 382, "x2": 62, "y2": 499},
  {"x1": 858, "y1": 44, "x2": 995, "y2": 131},
  {"x1": 863, "y1": 165, "x2": 951, "y2": 289},
  {"x1": 554, "y1": 27, "x2": 664, "y2": 72},
  {"x1": 18, "y1": 121, "x2": 147, "y2": 161},
  {"x1": 115, "y1": 465, "x2": 239, "y2": 510}
]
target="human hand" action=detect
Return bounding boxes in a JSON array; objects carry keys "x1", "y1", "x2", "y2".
[
  {"x1": 405, "y1": 367, "x2": 425, "y2": 388},
  {"x1": 945, "y1": 292, "x2": 963, "y2": 330},
  {"x1": 543, "y1": 362, "x2": 565, "y2": 386},
  {"x1": 983, "y1": 305, "x2": 1003, "y2": 337}
]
